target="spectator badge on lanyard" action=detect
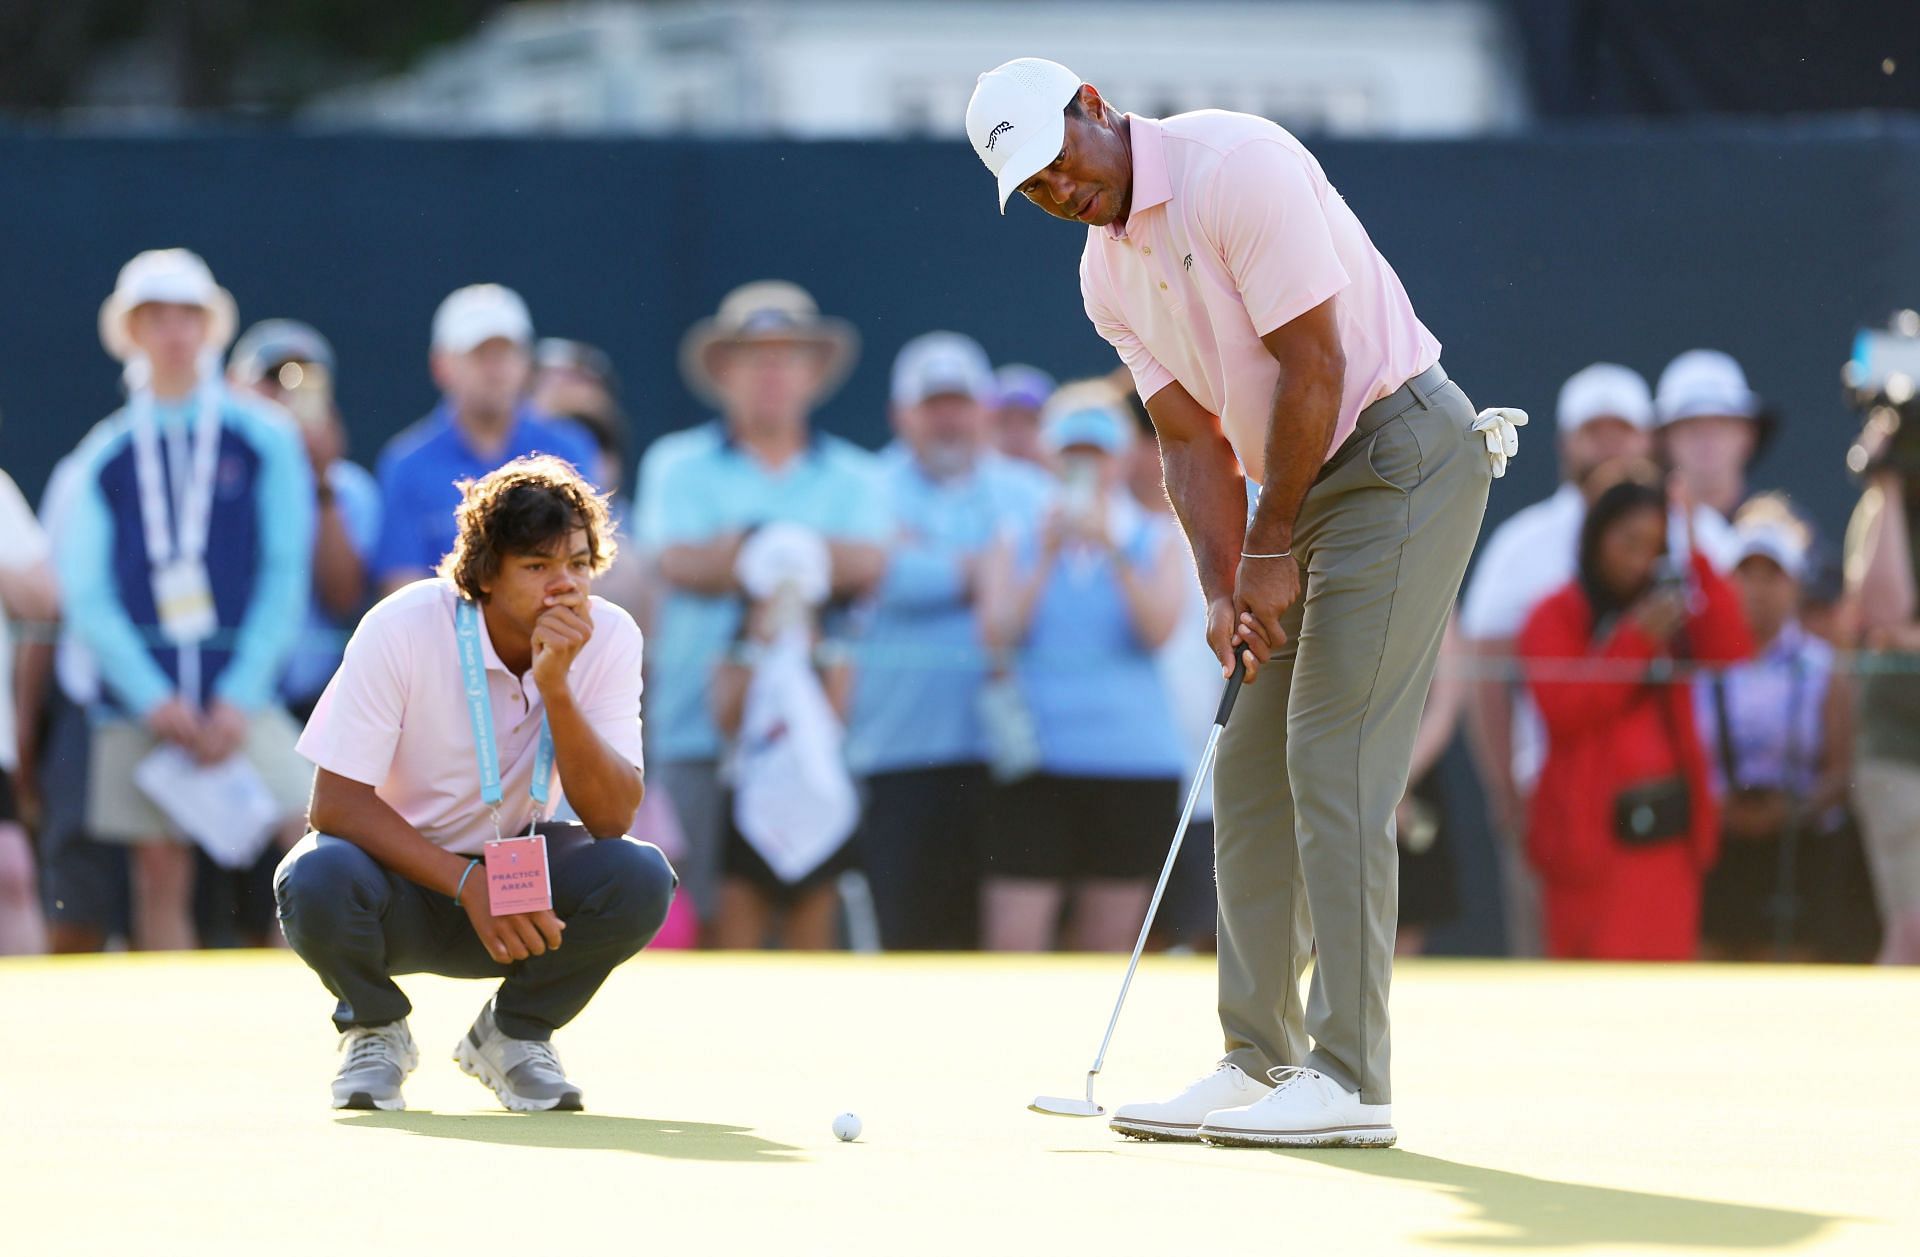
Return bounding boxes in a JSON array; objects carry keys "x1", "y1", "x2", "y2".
[
  {"x1": 456, "y1": 598, "x2": 556, "y2": 915},
  {"x1": 130, "y1": 380, "x2": 223, "y2": 646}
]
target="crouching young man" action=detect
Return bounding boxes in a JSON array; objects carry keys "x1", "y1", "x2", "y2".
[{"x1": 277, "y1": 455, "x2": 674, "y2": 1112}]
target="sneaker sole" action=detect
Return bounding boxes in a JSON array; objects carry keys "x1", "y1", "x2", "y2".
[
  {"x1": 332, "y1": 1090, "x2": 406, "y2": 1112},
  {"x1": 1200, "y1": 1124, "x2": 1398, "y2": 1149},
  {"x1": 1109, "y1": 1117, "x2": 1205, "y2": 1143},
  {"x1": 453, "y1": 1037, "x2": 584, "y2": 1113}
]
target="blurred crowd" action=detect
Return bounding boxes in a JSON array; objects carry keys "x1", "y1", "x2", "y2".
[{"x1": 0, "y1": 247, "x2": 1915, "y2": 965}]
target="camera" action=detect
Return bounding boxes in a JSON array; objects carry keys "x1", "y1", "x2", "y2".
[
  {"x1": 1844, "y1": 310, "x2": 1920, "y2": 477},
  {"x1": 1648, "y1": 554, "x2": 1688, "y2": 597}
]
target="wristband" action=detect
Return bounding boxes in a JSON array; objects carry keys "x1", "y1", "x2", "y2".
[
  {"x1": 1241, "y1": 549, "x2": 1292, "y2": 560},
  {"x1": 453, "y1": 859, "x2": 481, "y2": 907}
]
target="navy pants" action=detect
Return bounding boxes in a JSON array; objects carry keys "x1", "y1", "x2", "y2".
[{"x1": 276, "y1": 825, "x2": 676, "y2": 1041}]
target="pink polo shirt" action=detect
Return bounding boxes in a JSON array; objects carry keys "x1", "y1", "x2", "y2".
[
  {"x1": 1081, "y1": 112, "x2": 1441, "y2": 486},
  {"x1": 297, "y1": 579, "x2": 646, "y2": 855}
]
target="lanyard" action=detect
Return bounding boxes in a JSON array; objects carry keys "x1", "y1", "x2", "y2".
[
  {"x1": 455, "y1": 598, "x2": 553, "y2": 840},
  {"x1": 127, "y1": 357, "x2": 223, "y2": 567}
]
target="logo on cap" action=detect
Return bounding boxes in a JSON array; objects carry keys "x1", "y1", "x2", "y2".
[{"x1": 986, "y1": 120, "x2": 1014, "y2": 150}]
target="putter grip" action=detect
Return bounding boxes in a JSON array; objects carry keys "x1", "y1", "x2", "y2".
[{"x1": 1214, "y1": 647, "x2": 1250, "y2": 727}]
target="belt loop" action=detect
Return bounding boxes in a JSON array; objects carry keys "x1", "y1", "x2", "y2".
[{"x1": 1410, "y1": 367, "x2": 1436, "y2": 411}]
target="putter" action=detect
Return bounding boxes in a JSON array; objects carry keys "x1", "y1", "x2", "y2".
[{"x1": 1030, "y1": 648, "x2": 1248, "y2": 1117}]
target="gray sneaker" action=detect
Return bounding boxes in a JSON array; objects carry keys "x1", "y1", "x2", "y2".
[
  {"x1": 332, "y1": 1021, "x2": 420, "y2": 1111},
  {"x1": 453, "y1": 1001, "x2": 584, "y2": 1112}
]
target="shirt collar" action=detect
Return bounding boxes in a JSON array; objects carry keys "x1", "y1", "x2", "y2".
[
  {"x1": 1106, "y1": 114, "x2": 1172, "y2": 242},
  {"x1": 434, "y1": 399, "x2": 541, "y2": 459},
  {"x1": 450, "y1": 582, "x2": 513, "y2": 676},
  {"x1": 1761, "y1": 619, "x2": 1808, "y2": 663},
  {"x1": 715, "y1": 417, "x2": 824, "y2": 458}
]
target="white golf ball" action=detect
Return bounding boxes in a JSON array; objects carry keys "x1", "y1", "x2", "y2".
[{"x1": 832, "y1": 1112, "x2": 862, "y2": 1142}]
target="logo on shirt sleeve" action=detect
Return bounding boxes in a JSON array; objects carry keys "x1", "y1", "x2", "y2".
[
  {"x1": 1183, "y1": 253, "x2": 1194, "y2": 272},
  {"x1": 986, "y1": 121, "x2": 1014, "y2": 150}
]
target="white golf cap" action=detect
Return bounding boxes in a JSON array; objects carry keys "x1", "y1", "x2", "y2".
[
  {"x1": 1732, "y1": 519, "x2": 1808, "y2": 580},
  {"x1": 97, "y1": 247, "x2": 237, "y2": 362},
  {"x1": 967, "y1": 58, "x2": 1084, "y2": 212},
  {"x1": 432, "y1": 283, "x2": 533, "y2": 355},
  {"x1": 891, "y1": 331, "x2": 996, "y2": 406},
  {"x1": 1656, "y1": 349, "x2": 1760, "y2": 426},
  {"x1": 1556, "y1": 363, "x2": 1654, "y2": 433}
]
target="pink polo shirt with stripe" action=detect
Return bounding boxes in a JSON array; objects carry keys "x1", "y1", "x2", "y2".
[{"x1": 1080, "y1": 111, "x2": 1441, "y2": 486}]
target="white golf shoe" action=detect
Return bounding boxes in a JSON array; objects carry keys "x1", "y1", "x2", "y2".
[
  {"x1": 1200, "y1": 1066, "x2": 1397, "y2": 1148},
  {"x1": 1109, "y1": 1062, "x2": 1271, "y2": 1142}
]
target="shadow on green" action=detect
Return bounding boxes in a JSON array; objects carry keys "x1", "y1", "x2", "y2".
[
  {"x1": 337, "y1": 1111, "x2": 804, "y2": 1163},
  {"x1": 1291, "y1": 1149, "x2": 1847, "y2": 1250}
]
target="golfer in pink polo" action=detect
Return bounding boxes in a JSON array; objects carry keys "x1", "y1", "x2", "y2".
[{"x1": 969, "y1": 58, "x2": 1525, "y2": 1147}]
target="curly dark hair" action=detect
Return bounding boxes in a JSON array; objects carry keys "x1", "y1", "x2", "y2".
[{"x1": 436, "y1": 455, "x2": 616, "y2": 601}]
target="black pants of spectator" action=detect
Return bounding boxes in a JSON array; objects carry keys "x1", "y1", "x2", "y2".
[
  {"x1": 36, "y1": 689, "x2": 129, "y2": 941},
  {"x1": 857, "y1": 764, "x2": 990, "y2": 950},
  {"x1": 1152, "y1": 819, "x2": 1217, "y2": 951},
  {"x1": 276, "y1": 825, "x2": 676, "y2": 1040}
]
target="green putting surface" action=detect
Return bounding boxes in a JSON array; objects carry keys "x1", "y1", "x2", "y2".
[{"x1": 5, "y1": 952, "x2": 1915, "y2": 1255}]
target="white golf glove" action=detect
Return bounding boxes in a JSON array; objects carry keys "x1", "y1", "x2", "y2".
[{"x1": 1471, "y1": 407, "x2": 1528, "y2": 479}]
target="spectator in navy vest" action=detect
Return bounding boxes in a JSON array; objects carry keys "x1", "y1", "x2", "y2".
[
  {"x1": 373, "y1": 285, "x2": 599, "y2": 595},
  {"x1": 848, "y1": 331, "x2": 1049, "y2": 950},
  {"x1": 53, "y1": 249, "x2": 316, "y2": 951},
  {"x1": 977, "y1": 381, "x2": 1190, "y2": 951},
  {"x1": 633, "y1": 281, "x2": 887, "y2": 935},
  {"x1": 229, "y1": 319, "x2": 380, "y2": 721}
]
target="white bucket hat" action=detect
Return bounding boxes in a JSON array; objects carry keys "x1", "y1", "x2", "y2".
[
  {"x1": 98, "y1": 248, "x2": 237, "y2": 363},
  {"x1": 679, "y1": 280, "x2": 859, "y2": 408},
  {"x1": 966, "y1": 58, "x2": 1085, "y2": 212}
]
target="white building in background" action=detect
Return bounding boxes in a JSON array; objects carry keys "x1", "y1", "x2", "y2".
[{"x1": 307, "y1": 0, "x2": 1526, "y2": 139}]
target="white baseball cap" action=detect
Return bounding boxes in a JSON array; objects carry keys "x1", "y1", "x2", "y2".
[
  {"x1": 1656, "y1": 349, "x2": 1761, "y2": 426},
  {"x1": 1732, "y1": 519, "x2": 1808, "y2": 580},
  {"x1": 967, "y1": 58, "x2": 1084, "y2": 213},
  {"x1": 432, "y1": 283, "x2": 533, "y2": 355},
  {"x1": 1556, "y1": 363, "x2": 1654, "y2": 433},
  {"x1": 891, "y1": 331, "x2": 996, "y2": 406}
]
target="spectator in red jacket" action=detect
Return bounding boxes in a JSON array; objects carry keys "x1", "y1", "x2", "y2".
[{"x1": 1518, "y1": 478, "x2": 1753, "y2": 959}]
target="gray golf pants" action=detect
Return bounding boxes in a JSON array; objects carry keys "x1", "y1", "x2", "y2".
[{"x1": 1214, "y1": 365, "x2": 1490, "y2": 1105}]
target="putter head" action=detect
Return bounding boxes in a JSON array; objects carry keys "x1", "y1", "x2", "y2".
[{"x1": 1028, "y1": 1094, "x2": 1104, "y2": 1117}]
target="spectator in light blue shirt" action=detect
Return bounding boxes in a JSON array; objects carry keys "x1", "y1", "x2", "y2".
[
  {"x1": 848, "y1": 331, "x2": 1049, "y2": 949},
  {"x1": 977, "y1": 381, "x2": 1189, "y2": 953},
  {"x1": 373, "y1": 284, "x2": 598, "y2": 593},
  {"x1": 55, "y1": 249, "x2": 316, "y2": 951},
  {"x1": 634, "y1": 281, "x2": 887, "y2": 928},
  {"x1": 229, "y1": 319, "x2": 382, "y2": 716}
]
